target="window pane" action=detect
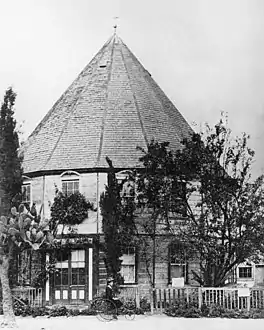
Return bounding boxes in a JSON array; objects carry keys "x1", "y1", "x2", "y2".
[
  {"x1": 61, "y1": 269, "x2": 68, "y2": 285},
  {"x1": 55, "y1": 269, "x2": 62, "y2": 286},
  {"x1": 74, "y1": 181, "x2": 79, "y2": 192},
  {"x1": 72, "y1": 269, "x2": 78, "y2": 285},
  {"x1": 171, "y1": 265, "x2": 185, "y2": 278},
  {"x1": 171, "y1": 243, "x2": 185, "y2": 264},
  {"x1": 71, "y1": 268, "x2": 85, "y2": 285},
  {"x1": 62, "y1": 182, "x2": 67, "y2": 194},
  {"x1": 121, "y1": 265, "x2": 135, "y2": 283},
  {"x1": 71, "y1": 250, "x2": 85, "y2": 263},
  {"x1": 22, "y1": 184, "x2": 31, "y2": 203},
  {"x1": 79, "y1": 268, "x2": 85, "y2": 284},
  {"x1": 68, "y1": 182, "x2": 73, "y2": 193}
]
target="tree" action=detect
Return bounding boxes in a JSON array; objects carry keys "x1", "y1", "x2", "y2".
[
  {"x1": 0, "y1": 204, "x2": 54, "y2": 328},
  {"x1": 134, "y1": 116, "x2": 264, "y2": 287},
  {"x1": 100, "y1": 157, "x2": 136, "y2": 288},
  {"x1": 135, "y1": 141, "x2": 183, "y2": 288},
  {"x1": 0, "y1": 88, "x2": 23, "y2": 215},
  {"x1": 171, "y1": 118, "x2": 264, "y2": 286}
]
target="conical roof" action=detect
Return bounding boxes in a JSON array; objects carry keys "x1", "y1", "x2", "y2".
[{"x1": 22, "y1": 34, "x2": 193, "y2": 175}]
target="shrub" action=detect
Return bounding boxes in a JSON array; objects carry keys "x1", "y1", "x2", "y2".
[
  {"x1": 165, "y1": 303, "x2": 264, "y2": 319},
  {"x1": 140, "y1": 296, "x2": 151, "y2": 312},
  {"x1": 48, "y1": 305, "x2": 68, "y2": 317},
  {"x1": 13, "y1": 299, "x2": 32, "y2": 317},
  {"x1": 164, "y1": 302, "x2": 202, "y2": 318}
]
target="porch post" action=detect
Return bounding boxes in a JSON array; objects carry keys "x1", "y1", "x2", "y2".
[{"x1": 88, "y1": 248, "x2": 93, "y2": 300}]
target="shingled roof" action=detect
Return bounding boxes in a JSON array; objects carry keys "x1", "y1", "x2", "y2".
[{"x1": 22, "y1": 34, "x2": 193, "y2": 175}]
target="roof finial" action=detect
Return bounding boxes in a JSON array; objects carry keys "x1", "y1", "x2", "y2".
[{"x1": 113, "y1": 16, "x2": 119, "y2": 34}]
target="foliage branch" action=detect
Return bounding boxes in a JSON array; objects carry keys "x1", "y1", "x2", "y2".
[{"x1": 50, "y1": 188, "x2": 94, "y2": 234}]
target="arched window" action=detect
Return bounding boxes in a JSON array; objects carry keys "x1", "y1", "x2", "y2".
[{"x1": 60, "y1": 171, "x2": 80, "y2": 196}]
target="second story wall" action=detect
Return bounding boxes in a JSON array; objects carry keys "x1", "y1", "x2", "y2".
[{"x1": 22, "y1": 172, "x2": 108, "y2": 234}]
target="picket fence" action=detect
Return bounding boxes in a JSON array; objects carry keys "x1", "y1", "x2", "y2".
[{"x1": 151, "y1": 287, "x2": 264, "y2": 313}]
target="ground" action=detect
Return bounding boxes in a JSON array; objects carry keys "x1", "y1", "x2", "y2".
[{"x1": 2, "y1": 315, "x2": 264, "y2": 330}]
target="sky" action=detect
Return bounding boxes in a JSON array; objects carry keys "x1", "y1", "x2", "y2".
[{"x1": 0, "y1": 0, "x2": 263, "y2": 178}]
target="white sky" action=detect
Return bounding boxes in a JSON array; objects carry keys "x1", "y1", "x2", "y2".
[{"x1": 0, "y1": 0, "x2": 263, "y2": 178}]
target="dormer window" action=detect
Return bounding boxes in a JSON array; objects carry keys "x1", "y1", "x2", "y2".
[{"x1": 61, "y1": 171, "x2": 80, "y2": 196}]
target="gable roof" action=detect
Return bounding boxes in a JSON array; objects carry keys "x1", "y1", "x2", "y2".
[{"x1": 22, "y1": 34, "x2": 193, "y2": 175}]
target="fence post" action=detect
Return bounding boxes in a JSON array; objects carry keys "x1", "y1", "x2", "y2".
[
  {"x1": 135, "y1": 287, "x2": 140, "y2": 308},
  {"x1": 149, "y1": 288, "x2": 154, "y2": 314},
  {"x1": 186, "y1": 288, "x2": 189, "y2": 305},
  {"x1": 198, "y1": 287, "x2": 202, "y2": 309},
  {"x1": 247, "y1": 295, "x2": 250, "y2": 312}
]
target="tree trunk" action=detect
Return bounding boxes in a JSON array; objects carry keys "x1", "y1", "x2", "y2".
[{"x1": 0, "y1": 255, "x2": 17, "y2": 328}]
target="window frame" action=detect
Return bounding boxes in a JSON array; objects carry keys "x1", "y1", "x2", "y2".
[
  {"x1": 169, "y1": 179, "x2": 188, "y2": 218},
  {"x1": 54, "y1": 249, "x2": 86, "y2": 287},
  {"x1": 21, "y1": 178, "x2": 31, "y2": 204},
  {"x1": 61, "y1": 171, "x2": 80, "y2": 196},
  {"x1": 238, "y1": 266, "x2": 253, "y2": 279},
  {"x1": 168, "y1": 242, "x2": 188, "y2": 285},
  {"x1": 120, "y1": 246, "x2": 137, "y2": 284}
]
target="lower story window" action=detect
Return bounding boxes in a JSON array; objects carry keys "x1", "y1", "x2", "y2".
[
  {"x1": 120, "y1": 247, "x2": 136, "y2": 284},
  {"x1": 169, "y1": 242, "x2": 188, "y2": 284},
  {"x1": 238, "y1": 267, "x2": 252, "y2": 278}
]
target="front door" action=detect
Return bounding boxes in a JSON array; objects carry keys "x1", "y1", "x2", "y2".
[
  {"x1": 70, "y1": 250, "x2": 86, "y2": 304},
  {"x1": 54, "y1": 249, "x2": 86, "y2": 304}
]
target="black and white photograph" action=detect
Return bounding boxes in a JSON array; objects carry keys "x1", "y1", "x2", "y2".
[{"x1": 0, "y1": 0, "x2": 264, "y2": 329}]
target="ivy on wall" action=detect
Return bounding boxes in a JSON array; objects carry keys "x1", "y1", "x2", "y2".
[{"x1": 50, "y1": 189, "x2": 94, "y2": 231}]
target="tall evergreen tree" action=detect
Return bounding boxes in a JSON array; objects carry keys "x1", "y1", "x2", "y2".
[
  {"x1": 100, "y1": 157, "x2": 123, "y2": 286},
  {"x1": 0, "y1": 88, "x2": 23, "y2": 215}
]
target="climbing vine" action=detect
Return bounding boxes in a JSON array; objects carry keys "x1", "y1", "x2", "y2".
[{"x1": 50, "y1": 189, "x2": 94, "y2": 231}]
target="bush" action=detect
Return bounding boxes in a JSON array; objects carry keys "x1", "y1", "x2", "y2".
[
  {"x1": 165, "y1": 303, "x2": 264, "y2": 319},
  {"x1": 164, "y1": 301, "x2": 202, "y2": 318},
  {"x1": 140, "y1": 296, "x2": 151, "y2": 312},
  {"x1": 47, "y1": 305, "x2": 68, "y2": 317},
  {"x1": 13, "y1": 298, "x2": 32, "y2": 317}
]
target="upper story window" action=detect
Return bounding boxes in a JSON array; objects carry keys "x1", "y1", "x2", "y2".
[
  {"x1": 170, "y1": 180, "x2": 187, "y2": 217},
  {"x1": 61, "y1": 171, "x2": 80, "y2": 196},
  {"x1": 22, "y1": 176, "x2": 31, "y2": 204},
  {"x1": 116, "y1": 171, "x2": 135, "y2": 200}
]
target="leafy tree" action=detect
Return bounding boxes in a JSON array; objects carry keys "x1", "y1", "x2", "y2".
[
  {"x1": 171, "y1": 118, "x2": 264, "y2": 286},
  {"x1": 0, "y1": 88, "x2": 23, "y2": 215},
  {"x1": 131, "y1": 115, "x2": 264, "y2": 287},
  {"x1": 0, "y1": 204, "x2": 54, "y2": 328}
]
